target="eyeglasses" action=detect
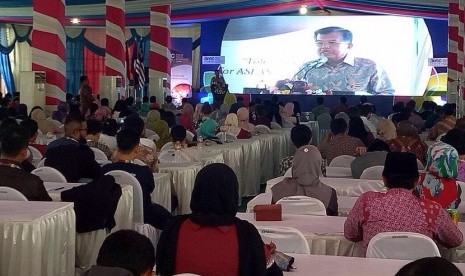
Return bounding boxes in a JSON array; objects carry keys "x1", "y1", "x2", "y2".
[{"x1": 315, "y1": 40, "x2": 349, "y2": 48}]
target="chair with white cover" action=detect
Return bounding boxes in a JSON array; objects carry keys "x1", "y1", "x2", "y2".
[
  {"x1": 284, "y1": 167, "x2": 292, "y2": 178},
  {"x1": 276, "y1": 196, "x2": 327, "y2": 216},
  {"x1": 133, "y1": 159, "x2": 146, "y2": 166},
  {"x1": 28, "y1": 146, "x2": 43, "y2": 167},
  {"x1": 144, "y1": 128, "x2": 156, "y2": 138},
  {"x1": 360, "y1": 166, "x2": 384, "y2": 180},
  {"x1": 32, "y1": 166, "x2": 67, "y2": 183},
  {"x1": 255, "y1": 125, "x2": 272, "y2": 134},
  {"x1": 0, "y1": 187, "x2": 28, "y2": 201},
  {"x1": 270, "y1": 122, "x2": 282, "y2": 129},
  {"x1": 160, "y1": 142, "x2": 173, "y2": 152},
  {"x1": 104, "y1": 170, "x2": 159, "y2": 249},
  {"x1": 90, "y1": 147, "x2": 108, "y2": 161},
  {"x1": 329, "y1": 155, "x2": 355, "y2": 167},
  {"x1": 37, "y1": 158, "x2": 46, "y2": 168},
  {"x1": 255, "y1": 226, "x2": 310, "y2": 254},
  {"x1": 225, "y1": 132, "x2": 238, "y2": 141},
  {"x1": 366, "y1": 232, "x2": 441, "y2": 260},
  {"x1": 140, "y1": 138, "x2": 157, "y2": 150},
  {"x1": 186, "y1": 130, "x2": 195, "y2": 143}
]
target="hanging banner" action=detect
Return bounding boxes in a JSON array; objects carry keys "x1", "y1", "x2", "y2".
[{"x1": 171, "y1": 37, "x2": 192, "y2": 105}]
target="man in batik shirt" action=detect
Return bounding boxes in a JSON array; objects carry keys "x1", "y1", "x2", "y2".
[{"x1": 295, "y1": 26, "x2": 394, "y2": 95}]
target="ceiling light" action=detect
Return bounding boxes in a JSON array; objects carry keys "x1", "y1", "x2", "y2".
[
  {"x1": 70, "y1": 18, "x2": 81, "y2": 24},
  {"x1": 299, "y1": 5, "x2": 308, "y2": 15}
]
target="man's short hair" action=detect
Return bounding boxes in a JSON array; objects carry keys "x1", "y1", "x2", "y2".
[
  {"x1": 314, "y1": 26, "x2": 353, "y2": 43},
  {"x1": 201, "y1": 103, "x2": 213, "y2": 115},
  {"x1": 165, "y1": 96, "x2": 173, "y2": 103},
  {"x1": 347, "y1": 106, "x2": 360, "y2": 118},
  {"x1": 64, "y1": 114, "x2": 85, "y2": 134},
  {"x1": 383, "y1": 152, "x2": 419, "y2": 189},
  {"x1": 330, "y1": 118, "x2": 347, "y2": 135},
  {"x1": 20, "y1": 119, "x2": 38, "y2": 140},
  {"x1": 395, "y1": 257, "x2": 462, "y2": 276},
  {"x1": 149, "y1": 96, "x2": 157, "y2": 104},
  {"x1": 443, "y1": 103, "x2": 456, "y2": 117},
  {"x1": 87, "y1": 119, "x2": 102, "y2": 135},
  {"x1": 116, "y1": 128, "x2": 140, "y2": 154},
  {"x1": 1, "y1": 125, "x2": 30, "y2": 156},
  {"x1": 290, "y1": 125, "x2": 312, "y2": 148},
  {"x1": 340, "y1": 96, "x2": 347, "y2": 104},
  {"x1": 122, "y1": 115, "x2": 144, "y2": 137},
  {"x1": 79, "y1": 75, "x2": 88, "y2": 84},
  {"x1": 360, "y1": 104, "x2": 373, "y2": 117},
  {"x1": 102, "y1": 119, "x2": 118, "y2": 136},
  {"x1": 171, "y1": 125, "x2": 187, "y2": 142},
  {"x1": 0, "y1": 118, "x2": 19, "y2": 141},
  {"x1": 97, "y1": 230, "x2": 155, "y2": 276}
]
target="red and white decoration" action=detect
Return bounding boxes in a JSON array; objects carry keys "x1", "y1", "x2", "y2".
[
  {"x1": 105, "y1": 0, "x2": 126, "y2": 87},
  {"x1": 32, "y1": 0, "x2": 66, "y2": 106},
  {"x1": 448, "y1": 0, "x2": 465, "y2": 102},
  {"x1": 149, "y1": 5, "x2": 171, "y2": 99}
]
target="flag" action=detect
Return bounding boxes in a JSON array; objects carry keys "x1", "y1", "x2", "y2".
[{"x1": 133, "y1": 39, "x2": 146, "y2": 90}]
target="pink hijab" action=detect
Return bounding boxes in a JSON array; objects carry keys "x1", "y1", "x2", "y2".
[
  {"x1": 282, "y1": 103, "x2": 294, "y2": 118},
  {"x1": 237, "y1": 107, "x2": 255, "y2": 132}
]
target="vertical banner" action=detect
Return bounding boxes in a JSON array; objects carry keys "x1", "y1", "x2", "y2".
[
  {"x1": 170, "y1": 38, "x2": 193, "y2": 106},
  {"x1": 32, "y1": 0, "x2": 66, "y2": 108},
  {"x1": 105, "y1": 0, "x2": 126, "y2": 87},
  {"x1": 448, "y1": 0, "x2": 465, "y2": 105}
]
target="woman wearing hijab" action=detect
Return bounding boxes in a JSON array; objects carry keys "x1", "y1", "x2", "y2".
[
  {"x1": 197, "y1": 104, "x2": 219, "y2": 140},
  {"x1": 281, "y1": 102, "x2": 297, "y2": 127},
  {"x1": 193, "y1": 103, "x2": 203, "y2": 124},
  {"x1": 441, "y1": 128, "x2": 465, "y2": 183},
  {"x1": 415, "y1": 142, "x2": 461, "y2": 209},
  {"x1": 156, "y1": 163, "x2": 282, "y2": 276},
  {"x1": 180, "y1": 103, "x2": 195, "y2": 134},
  {"x1": 220, "y1": 113, "x2": 251, "y2": 139},
  {"x1": 237, "y1": 107, "x2": 255, "y2": 134},
  {"x1": 348, "y1": 116, "x2": 374, "y2": 147},
  {"x1": 271, "y1": 145, "x2": 338, "y2": 216},
  {"x1": 252, "y1": 104, "x2": 272, "y2": 128},
  {"x1": 146, "y1": 110, "x2": 171, "y2": 149},
  {"x1": 377, "y1": 118, "x2": 397, "y2": 141},
  {"x1": 388, "y1": 120, "x2": 428, "y2": 164},
  {"x1": 30, "y1": 109, "x2": 64, "y2": 135}
]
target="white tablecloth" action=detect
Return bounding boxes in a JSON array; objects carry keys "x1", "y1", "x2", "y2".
[
  {"x1": 45, "y1": 182, "x2": 134, "y2": 231},
  {"x1": 0, "y1": 201, "x2": 75, "y2": 276},
  {"x1": 285, "y1": 254, "x2": 465, "y2": 275},
  {"x1": 325, "y1": 166, "x2": 353, "y2": 178},
  {"x1": 159, "y1": 162, "x2": 202, "y2": 214},
  {"x1": 152, "y1": 173, "x2": 172, "y2": 211},
  {"x1": 238, "y1": 213, "x2": 465, "y2": 262},
  {"x1": 245, "y1": 193, "x2": 357, "y2": 217},
  {"x1": 266, "y1": 177, "x2": 384, "y2": 196}
]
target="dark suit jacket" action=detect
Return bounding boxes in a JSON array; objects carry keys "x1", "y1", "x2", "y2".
[
  {"x1": 0, "y1": 165, "x2": 52, "y2": 201},
  {"x1": 61, "y1": 175, "x2": 121, "y2": 233},
  {"x1": 45, "y1": 144, "x2": 101, "y2": 182}
]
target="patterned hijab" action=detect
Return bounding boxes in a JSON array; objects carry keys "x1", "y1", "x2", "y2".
[
  {"x1": 145, "y1": 110, "x2": 161, "y2": 132},
  {"x1": 271, "y1": 145, "x2": 334, "y2": 207},
  {"x1": 199, "y1": 118, "x2": 217, "y2": 138},
  {"x1": 237, "y1": 107, "x2": 254, "y2": 132},
  {"x1": 426, "y1": 142, "x2": 458, "y2": 178}
]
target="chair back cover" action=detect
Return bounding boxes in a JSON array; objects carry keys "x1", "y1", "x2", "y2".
[
  {"x1": 256, "y1": 226, "x2": 310, "y2": 254},
  {"x1": 271, "y1": 122, "x2": 282, "y2": 129},
  {"x1": 360, "y1": 166, "x2": 384, "y2": 180},
  {"x1": 276, "y1": 196, "x2": 327, "y2": 216},
  {"x1": 140, "y1": 138, "x2": 157, "y2": 150},
  {"x1": 366, "y1": 232, "x2": 441, "y2": 260},
  {"x1": 32, "y1": 166, "x2": 67, "y2": 183},
  {"x1": 255, "y1": 125, "x2": 272, "y2": 134},
  {"x1": 329, "y1": 155, "x2": 355, "y2": 167},
  {"x1": 90, "y1": 147, "x2": 108, "y2": 161},
  {"x1": 0, "y1": 187, "x2": 28, "y2": 201}
]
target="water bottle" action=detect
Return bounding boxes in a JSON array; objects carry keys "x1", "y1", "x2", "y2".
[{"x1": 198, "y1": 135, "x2": 203, "y2": 150}]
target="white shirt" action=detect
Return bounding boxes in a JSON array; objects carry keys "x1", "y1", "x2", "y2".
[{"x1": 99, "y1": 134, "x2": 117, "y2": 152}]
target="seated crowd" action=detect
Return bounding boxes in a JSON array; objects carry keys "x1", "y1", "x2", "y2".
[{"x1": 1, "y1": 89, "x2": 465, "y2": 275}]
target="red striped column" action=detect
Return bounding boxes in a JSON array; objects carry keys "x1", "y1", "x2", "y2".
[
  {"x1": 149, "y1": 5, "x2": 171, "y2": 102},
  {"x1": 448, "y1": 0, "x2": 465, "y2": 108},
  {"x1": 105, "y1": 0, "x2": 127, "y2": 87},
  {"x1": 32, "y1": 0, "x2": 66, "y2": 109}
]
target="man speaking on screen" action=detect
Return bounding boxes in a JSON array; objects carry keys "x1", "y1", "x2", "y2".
[{"x1": 294, "y1": 26, "x2": 394, "y2": 95}]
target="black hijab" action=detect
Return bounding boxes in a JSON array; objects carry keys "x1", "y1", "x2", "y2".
[
  {"x1": 190, "y1": 163, "x2": 239, "y2": 226},
  {"x1": 156, "y1": 163, "x2": 270, "y2": 276}
]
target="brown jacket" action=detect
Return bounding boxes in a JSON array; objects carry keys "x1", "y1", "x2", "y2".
[{"x1": 0, "y1": 163, "x2": 52, "y2": 201}]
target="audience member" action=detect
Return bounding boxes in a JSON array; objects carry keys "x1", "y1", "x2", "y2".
[
  {"x1": 455, "y1": 117, "x2": 465, "y2": 131},
  {"x1": 429, "y1": 104, "x2": 456, "y2": 141},
  {"x1": 252, "y1": 104, "x2": 272, "y2": 128},
  {"x1": 420, "y1": 101, "x2": 435, "y2": 120},
  {"x1": 45, "y1": 114, "x2": 101, "y2": 182},
  {"x1": 180, "y1": 103, "x2": 195, "y2": 134},
  {"x1": 344, "y1": 152, "x2": 463, "y2": 252},
  {"x1": 388, "y1": 121, "x2": 428, "y2": 164},
  {"x1": 406, "y1": 100, "x2": 423, "y2": 132},
  {"x1": 86, "y1": 119, "x2": 113, "y2": 159},
  {"x1": 331, "y1": 96, "x2": 349, "y2": 118},
  {"x1": 16, "y1": 104, "x2": 28, "y2": 121},
  {"x1": 171, "y1": 125, "x2": 187, "y2": 147},
  {"x1": 267, "y1": 103, "x2": 283, "y2": 127},
  {"x1": 146, "y1": 110, "x2": 171, "y2": 150},
  {"x1": 18, "y1": 119, "x2": 41, "y2": 172},
  {"x1": 272, "y1": 145, "x2": 338, "y2": 216},
  {"x1": 0, "y1": 125, "x2": 51, "y2": 201},
  {"x1": 278, "y1": 124, "x2": 312, "y2": 176},
  {"x1": 441, "y1": 128, "x2": 465, "y2": 182},
  {"x1": 30, "y1": 109, "x2": 64, "y2": 135},
  {"x1": 149, "y1": 96, "x2": 160, "y2": 110},
  {"x1": 112, "y1": 100, "x2": 127, "y2": 119},
  {"x1": 351, "y1": 139, "x2": 390, "y2": 179},
  {"x1": 139, "y1": 96, "x2": 150, "y2": 117},
  {"x1": 99, "y1": 119, "x2": 118, "y2": 151},
  {"x1": 79, "y1": 75, "x2": 94, "y2": 116},
  {"x1": 311, "y1": 96, "x2": 330, "y2": 118},
  {"x1": 52, "y1": 102, "x2": 69, "y2": 123},
  {"x1": 281, "y1": 103, "x2": 297, "y2": 126},
  {"x1": 162, "y1": 96, "x2": 176, "y2": 111},
  {"x1": 100, "y1": 98, "x2": 112, "y2": 117},
  {"x1": 347, "y1": 105, "x2": 360, "y2": 118},
  {"x1": 220, "y1": 113, "x2": 251, "y2": 139},
  {"x1": 237, "y1": 107, "x2": 255, "y2": 134},
  {"x1": 122, "y1": 115, "x2": 157, "y2": 171},
  {"x1": 376, "y1": 118, "x2": 397, "y2": 141},
  {"x1": 425, "y1": 104, "x2": 442, "y2": 129},
  {"x1": 161, "y1": 110, "x2": 176, "y2": 128},
  {"x1": 416, "y1": 142, "x2": 461, "y2": 209},
  {"x1": 319, "y1": 118, "x2": 365, "y2": 163},
  {"x1": 156, "y1": 163, "x2": 282, "y2": 275},
  {"x1": 83, "y1": 230, "x2": 155, "y2": 276},
  {"x1": 348, "y1": 116, "x2": 375, "y2": 147},
  {"x1": 197, "y1": 103, "x2": 218, "y2": 139},
  {"x1": 229, "y1": 96, "x2": 245, "y2": 114},
  {"x1": 395, "y1": 257, "x2": 463, "y2": 276}
]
